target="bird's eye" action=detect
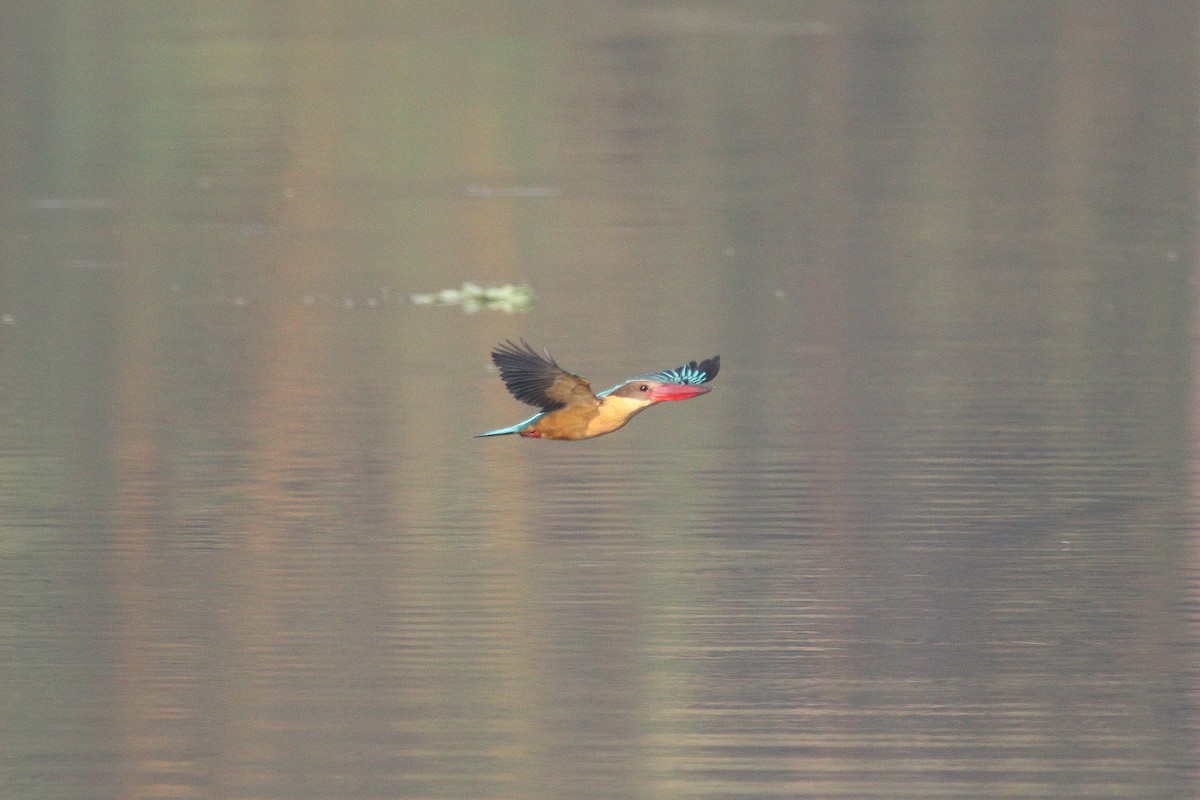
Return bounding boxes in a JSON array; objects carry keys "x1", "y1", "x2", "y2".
[{"x1": 639, "y1": 384, "x2": 649, "y2": 392}]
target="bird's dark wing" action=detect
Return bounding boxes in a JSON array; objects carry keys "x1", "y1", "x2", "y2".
[
  {"x1": 635, "y1": 355, "x2": 720, "y2": 385},
  {"x1": 490, "y1": 339, "x2": 600, "y2": 411}
]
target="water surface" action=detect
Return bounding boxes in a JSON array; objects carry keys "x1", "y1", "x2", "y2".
[{"x1": 0, "y1": 3, "x2": 1196, "y2": 798}]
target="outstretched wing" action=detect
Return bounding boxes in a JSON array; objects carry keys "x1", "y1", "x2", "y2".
[
  {"x1": 490, "y1": 339, "x2": 600, "y2": 411},
  {"x1": 635, "y1": 355, "x2": 720, "y2": 385}
]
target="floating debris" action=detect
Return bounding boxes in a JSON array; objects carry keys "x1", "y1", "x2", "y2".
[{"x1": 409, "y1": 282, "x2": 533, "y2": 314}]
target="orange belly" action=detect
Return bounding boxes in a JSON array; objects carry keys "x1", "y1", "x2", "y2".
[{"x1": 525, "y1": 399, "x2": 648, "y2": 440}]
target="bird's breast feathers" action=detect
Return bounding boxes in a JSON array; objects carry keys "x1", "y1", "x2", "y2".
[
  {"x1": 526, "y1": 395, "x2": 651, "y2": 440},
  {"x1": 584, "y1": 395, "x2": 652, "y2": 437}
]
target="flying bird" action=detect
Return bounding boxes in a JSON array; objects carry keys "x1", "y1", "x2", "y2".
[{"x1": 477, "y1": 339, "x2": 719, "y2": 440}]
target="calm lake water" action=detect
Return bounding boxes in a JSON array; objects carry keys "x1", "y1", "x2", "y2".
[{"x1": 2, "y1": 3, "x2": 1197, "y2": 799}]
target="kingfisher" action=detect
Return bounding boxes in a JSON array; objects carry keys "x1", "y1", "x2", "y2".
[{"x1": 477, "y1": 339, "x2": 720, "y2": 440}]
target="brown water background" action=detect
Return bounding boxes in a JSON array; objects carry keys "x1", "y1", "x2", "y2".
[{"x1": 1, "y1": 4, "x2": 1196, "y2": 798}]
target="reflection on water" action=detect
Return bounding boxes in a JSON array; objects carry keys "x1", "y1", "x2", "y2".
[{"x1": 1, "y1": 3, "x2": 1196, "y2": 799}]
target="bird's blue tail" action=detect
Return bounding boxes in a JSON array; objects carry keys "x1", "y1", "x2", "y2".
[
  {"x1": 474, "y1": 425, "x2": 523, "y2": 437},
  {"x1": 475, "y1": 411, "x2": 543, "y2": 438}
]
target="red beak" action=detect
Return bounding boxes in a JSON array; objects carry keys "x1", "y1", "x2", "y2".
[{"x1": 649, "y1": 383, "x2": 711, "y2": 402}]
